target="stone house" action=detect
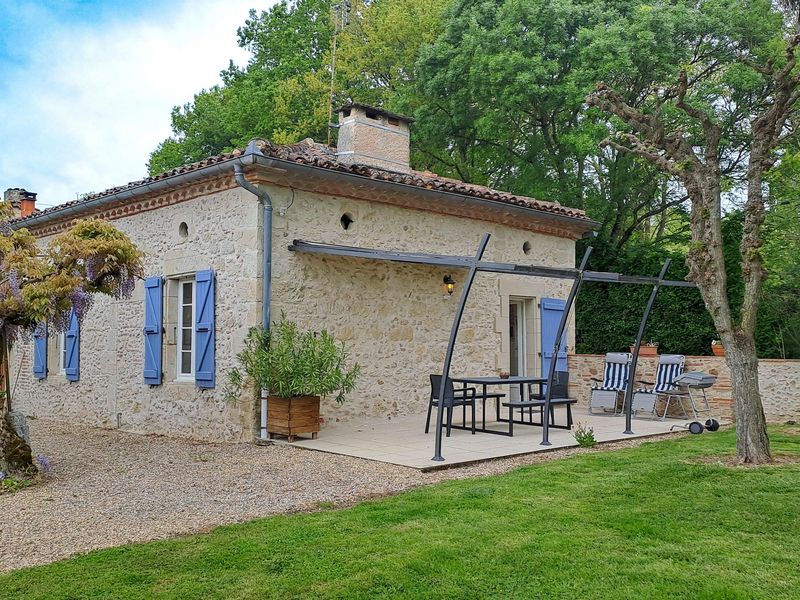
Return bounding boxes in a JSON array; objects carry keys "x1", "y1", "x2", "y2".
[{"x1": 8, "y1": 104, "x2": 596, "y2": 442}]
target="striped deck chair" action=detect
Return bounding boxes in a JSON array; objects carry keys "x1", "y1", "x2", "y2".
[
  {"x1": 589, "y1": 353, "x2": 631, "y2": 414},
  {"x1": 631, "y1": 354, "x2": 690, "y2": 420}
]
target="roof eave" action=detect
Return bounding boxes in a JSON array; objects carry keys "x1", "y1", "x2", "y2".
[{"x1": 250, "y1": 154, "x2": 599, "y2": 234}]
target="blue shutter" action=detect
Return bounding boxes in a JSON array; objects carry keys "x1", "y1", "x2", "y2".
[
  {"x1": 64, "y1": 309, "x2": 80, "y2": 382},
  {"x1": 194, "y1": 270, "x2": 215, "y2": 388},
  {"x1": 33, "y1": 323, "x2": 47, "y2": 380},
  {"x1": 540, "y1": 298, "x2": 568, "y2": 376},
  {"x1": 143, "y1": 277, "x2": 163, "y2": 385}
]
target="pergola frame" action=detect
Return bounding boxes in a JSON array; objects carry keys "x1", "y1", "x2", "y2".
[{"x1": 289, "y1": 234, "x2": 697, "y2": 462}]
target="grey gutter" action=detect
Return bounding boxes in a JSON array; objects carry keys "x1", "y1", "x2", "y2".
[
  {"x1": 13, "y1": 150, "x2": 597, "y2": 235},
  {"x1": 234, "y1": 142, "x2": 273, "y2": 330},
  {"x1": 233, "y1": 142, "x2": 274, "y2": 443}
]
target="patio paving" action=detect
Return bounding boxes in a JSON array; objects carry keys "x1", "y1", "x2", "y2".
[{"x1": 293, "y1": 406, "x2": 687, "y2": 470}]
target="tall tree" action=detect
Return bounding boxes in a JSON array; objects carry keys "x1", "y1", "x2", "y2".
[
  {"x1": 147, "y1": 0, "x2": 333, "y2": 174},
  {"x1": 587, "y1": 0, "x2": 798, "y2": 463},
  {"x1": 0, "y1": 213, "x2": 143, "y2": 475},
  {"x1": 411, "y1": 0, "x2": 690, "y2": 260}
]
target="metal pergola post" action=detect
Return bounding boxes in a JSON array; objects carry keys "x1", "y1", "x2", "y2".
[
  {"x1": 540, "y1": 246, "x2": 593, "y2": 446},
  {"x1": 432, "y1": 233, "x2": 491, "y2": 462},
  {"x1": 623, "y1": 259, "x2": 671, "y2": 435}
]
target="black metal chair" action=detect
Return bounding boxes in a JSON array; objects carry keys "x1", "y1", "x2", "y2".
[
  {"x1": 502, "y1": 370, "x2": 577, "y2": 432},
  {"x1": 425, "y1": 374, "x2": 476, "y2": 436}
]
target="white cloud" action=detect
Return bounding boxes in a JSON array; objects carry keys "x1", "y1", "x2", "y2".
[{"x1": 0, "y1": 1, "x2": 275, "y2": 207}]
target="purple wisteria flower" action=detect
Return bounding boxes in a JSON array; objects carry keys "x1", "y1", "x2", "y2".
[
  {"x1": 7, "y1": 269, "x2": 22, "y2": 301},
  {"x1": 69, "y1": 286, "x2": 94, "y2": 322},
  {"x1": 35, "y1": 454, "x2": 51, "y2": 474}
]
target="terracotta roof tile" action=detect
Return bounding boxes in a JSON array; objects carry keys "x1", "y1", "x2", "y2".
[{"x1": 12, "y1": 140, "x2": 591, "y2": 225}]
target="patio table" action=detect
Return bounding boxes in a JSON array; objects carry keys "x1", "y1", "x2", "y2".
[{"x1": 449, "y1": 375, "x2": 548, "y2": 436}]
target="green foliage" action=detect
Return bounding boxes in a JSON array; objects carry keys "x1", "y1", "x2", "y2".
[
  {"x1": 147, "y1": 0, "x2": 333, "y2": 174},
  {"x1": 0, "y1": 473, "x2": 29, "y2": 493},
  {"x1": 147, "y1": 0, "x2": 447, "y2": 175},
  {"x1": 3, "y1": 428, "x2": 800, "y2": 598},
  {"x1": 227, "y1": 316, "x2": 360, "y2": 404},
  {"x1": 576, "y1": 234, "x2": 718, "y2": 356},
  {"x1": 572, "y1": 422, "x2": 597, "y2": 448}
]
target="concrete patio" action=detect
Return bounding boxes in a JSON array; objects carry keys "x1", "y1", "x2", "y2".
[{"x1": 293, "y1": 407, "x2": 687, "y2": 470}]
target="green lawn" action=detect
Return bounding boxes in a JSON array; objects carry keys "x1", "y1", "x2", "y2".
[{"x1": 3, "y1": 428, "x2": 800, "y2": 600}]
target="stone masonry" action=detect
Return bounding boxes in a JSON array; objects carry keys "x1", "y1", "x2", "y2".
[{"x1": 10, "y1": 175, "x2": 578, "y2": 442}]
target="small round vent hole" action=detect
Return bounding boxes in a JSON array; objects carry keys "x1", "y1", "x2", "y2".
[{"x1": 340, "y1": 213, "x2": 354, "y2": 230}]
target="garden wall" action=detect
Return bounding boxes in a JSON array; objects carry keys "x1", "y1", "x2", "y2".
[{"x1": 568, "y1": 354, "x2": 800, "y2": 423}]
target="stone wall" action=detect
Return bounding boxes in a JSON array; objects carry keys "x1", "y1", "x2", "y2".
[
  {"x1": 11, "y1": 176, "x2": 578, "y2": 441},
  {"x1": 568, "y1": 353, "x2": 800, "y2": 423},
  {"x1": 11, "y1": 186, "x2": 262, "y2": 442},
  {"x1": 266, "y1": 184, "x2": 575, "y2": 423}
]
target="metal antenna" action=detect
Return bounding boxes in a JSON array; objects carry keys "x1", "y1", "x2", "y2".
[{"x1": 327, "y1": 0, "x2": 351, "y2": 146}]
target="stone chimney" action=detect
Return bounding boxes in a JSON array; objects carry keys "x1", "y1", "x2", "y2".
[
  {"x1": 335, "y1": 103, "x2": 413, "y2": 173},
  {"x1": 4, "y1": 188, "x2": 37, "y2": 218}
]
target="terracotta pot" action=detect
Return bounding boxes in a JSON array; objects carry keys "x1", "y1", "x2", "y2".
[
  {"x1": 711, "y1": 344, "x2": 726, "y2": 357},
  {"x1": 267, "y1": 395, "x2": 321, "y2": 442},
  {"x1": 631, "y1": 345, "x2": 659, "y2": 357}
]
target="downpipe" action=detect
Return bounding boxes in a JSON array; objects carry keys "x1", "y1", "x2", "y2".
[{"x1": 233, "y1": 158, "x2": 273, "y2": 442}]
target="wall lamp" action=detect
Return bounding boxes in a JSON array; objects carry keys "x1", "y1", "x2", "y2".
[{"x1": 443, "y1": 275, "x2": 456, "y2": 296}]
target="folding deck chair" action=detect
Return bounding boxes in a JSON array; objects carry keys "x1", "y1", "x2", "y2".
[
  {"x1": 630, "y1": 354, "x2": 690, "y2": 420},
  {"x1": 589, "y1": 352, "x2": 631, "y2": 414}
]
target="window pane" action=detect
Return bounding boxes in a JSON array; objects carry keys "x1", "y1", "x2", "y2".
[
  {"x1": 181, "y1": 328, "x2": 192, "y2": 350},
  {"x1": 182, "y1": 305, "x2": 192, "y2": 324},
  {"x1": 182, "y1": 282, "x2": 193, "y2": 304},
  {"x1": 181, "y1": 351, "x2": 191, "y2": 374}
]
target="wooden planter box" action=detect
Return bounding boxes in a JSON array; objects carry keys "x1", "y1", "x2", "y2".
[
  {"x1": 267, "y1": 395, "x2": 320, "y2": 442},
  {"x1": 631, "y1": 345, "x2": 659, "y2": 357}
]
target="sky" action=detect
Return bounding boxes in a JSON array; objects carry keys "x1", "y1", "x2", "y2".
[{"x1": 0, "y1": 0, "x2": 276, "y2": 209}]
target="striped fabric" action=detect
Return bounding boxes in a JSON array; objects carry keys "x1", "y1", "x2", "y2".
[
  {"x1": 638, "y1": 354, "x2": 685, "y2": 393},
  {"x1": 592, "y1": 353, "x2": 631, "y2": 391}
]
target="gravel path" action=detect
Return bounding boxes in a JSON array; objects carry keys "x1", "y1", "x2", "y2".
[{"x1": 1, "y1": 418, "x2": 678, "y2": 572}]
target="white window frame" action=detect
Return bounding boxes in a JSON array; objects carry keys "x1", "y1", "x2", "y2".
[
  {"x1": 176, "y1": 278, "x2": 196, "y2": 381},
  {"x1": 59, "y1": 332, "x2": 67, "y2": 375}
]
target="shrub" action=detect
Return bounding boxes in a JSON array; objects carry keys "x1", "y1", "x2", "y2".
[
  {"x1": 226, "y1": 316, "x2": 360, "y2": 404},
  {"x1": 573, "y1": 422, "x2": 597, "y2": 448}
]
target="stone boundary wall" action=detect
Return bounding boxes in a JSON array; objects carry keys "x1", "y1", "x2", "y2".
[{"x1": 568, "y1": 354, "x2": 800, "y2": 423}]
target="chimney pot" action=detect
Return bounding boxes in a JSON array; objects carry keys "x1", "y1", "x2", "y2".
[
  {"x1": 335, "y1": 103, "x2": 413, "y2": 173},
  {"x1": 4, "y1": 187, "x2": 37, "y2": 218}
]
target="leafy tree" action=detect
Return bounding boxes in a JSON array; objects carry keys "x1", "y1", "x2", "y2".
[
  {"x1": 586, "y1": 0, "x2": 799, "y2": 463},
  {"x1": 147, "y1": 0, "x2": 333, "y2": 174},
  {"x1": 0, "y1": 211, "x2": 143, "y2": 475},
  {"x1": 411, "y1": 0, "x2": 691, "y2": 263},
  {"x1": 147, "y1": 0, "x2": 450, "y2": 174}
]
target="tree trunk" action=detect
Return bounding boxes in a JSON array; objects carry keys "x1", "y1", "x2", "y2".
[
  {"x1": 0, "y1": 333, "x2": 35, "y2": 475},
  {"x1": 686, "y1": 180, "x2": 772, "y2": 464},
  {"x1": 724, "y1": 332, "x2": 772, "y2": 464}
]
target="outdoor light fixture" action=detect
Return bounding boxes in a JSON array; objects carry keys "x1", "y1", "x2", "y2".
[{"x1": 443, "y1": 275, "x2": 455, "y2": 295}]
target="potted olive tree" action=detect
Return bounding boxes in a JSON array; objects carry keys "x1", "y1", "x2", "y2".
[{"x1": 227, "y1": 317, "x2": 360, "y2": 442}]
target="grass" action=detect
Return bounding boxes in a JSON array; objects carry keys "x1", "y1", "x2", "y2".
[{"x1": 2, "y1": 427, "x2": 800, "y2": 599}]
